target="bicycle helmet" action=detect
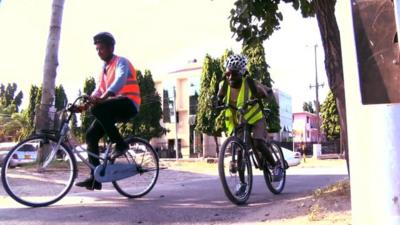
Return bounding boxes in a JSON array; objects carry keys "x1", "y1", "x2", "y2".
[
  {"x1": 93, "y1": 32, "x2": 115, "y2": 46},
  {"x1": 225, "y1": 54, "x2": 248, "y2": 76}
]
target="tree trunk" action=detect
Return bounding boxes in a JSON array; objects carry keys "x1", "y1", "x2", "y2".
[
  {"x1": 36, "y1": 0, "x2": 65, "y2": 164},
  {"x1": 314, "y1": 0, "x2": 350, "y2": 174},
  {"x1": 36, "y1": 0, "x2": 65, "y2": 133}
]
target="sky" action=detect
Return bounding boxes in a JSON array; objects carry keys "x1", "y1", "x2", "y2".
[{"x1": 0, "y1": 0, "x2": 329, "y2": 112}]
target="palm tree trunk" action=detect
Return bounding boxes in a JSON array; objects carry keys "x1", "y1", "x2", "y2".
[
  {"x1": 314, "y1": 0, "x2": 350, "y2": 174},
  {"x1": 36, "y1": 0, "x2": 65, "y2": 163},
  {"x1": 36, "y1": 0, "x2": 65, "y2": 133}
]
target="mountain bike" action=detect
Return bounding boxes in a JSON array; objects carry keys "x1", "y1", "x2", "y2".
[
  {"x1": 1, "y1": 95, "x2": 159, "y2": 207},
  {"x1": 217, "y1": 99, "x2": 287, "y2": 205}
]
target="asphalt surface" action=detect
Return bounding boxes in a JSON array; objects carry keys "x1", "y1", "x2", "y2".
[{"x1": 0, "y1": 163, "x2": 347, "y2": 225}]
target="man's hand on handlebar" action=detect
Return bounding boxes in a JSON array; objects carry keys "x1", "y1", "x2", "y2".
[{"x1": 69, "y1": 95, "x2": 99, "y2": 113}]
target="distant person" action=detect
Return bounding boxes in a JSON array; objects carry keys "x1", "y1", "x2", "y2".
[
  {"x1": 75, "y1": 32, "x2": 141, "y2": 190},
  {"x1": 216, "y1": 54, "x2": 283, "y2": 186},
  {"x1": 301, "y1": 142, "x2": 306, "y2": 162}
]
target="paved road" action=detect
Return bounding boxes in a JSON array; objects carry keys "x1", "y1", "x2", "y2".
[{"x1": 0, "y1": 165, "x2": 347, "y2": 225}]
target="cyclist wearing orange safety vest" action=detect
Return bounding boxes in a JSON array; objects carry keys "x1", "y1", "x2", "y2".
[{"x1": 75, "y1": 32, "x2": 140, "y2": 190}]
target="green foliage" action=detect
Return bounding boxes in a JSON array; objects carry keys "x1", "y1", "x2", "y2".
[
  {"x1": 70, "y1": 112, "x2": 79, "y2": 138},
  {"x1": 320, "y1": 91, "x2": 340, "y2": 140},
  {"x1": 303, "y1": 101, "x2": 315, "y2": 113},
  {"x1": 266, "y1": 98, "x2": 281, "y2": 133},
  {"x1": 79, "y1": 77, "x2": 96, "y2": 141},
  {"x1": 229, "y1": 0, "x2": 315, "y2": 45},
  {"x1": 119, "y1": 70, "x2": 165, "y2": 141},
  {"x1": 24, "y1": 84, "x2": 65, "y2": 137},
  {"x1": 0, "y1": 102, "x2": 30, "y2": 141},
  {"x1": 242, "y1": 40, "x2": 272, "y2": 87},
  {"x1": 195, "y1": 54, "x2": 224, "y2": 137},
  {"x1": 0, "y1": 83, "x2": 29, "y2": 141},
  {"x1": 55, "y1": 85, "x2": 68, "y2": 110},
  {"x1": 229, "y1": 0, "x2": 281, "y2": 45},
  {"x1": 9, "y1": 111, "x2": 30, "y2": 141},
  {"x1": 0, "y1": 83, "x2": 23, "y2": 112},
  {"x1": 218, "y1": 49, "x2": 234, "y2": 80},
  {"x1": 229, "y1": 0, "x2": 343, "y2": 140},
  {"x1": 242, "y1": 40, "x2": 280, "y2": 133},
  {"x1": 26, "y1": 85, "x2": 41, "y2": 135}
]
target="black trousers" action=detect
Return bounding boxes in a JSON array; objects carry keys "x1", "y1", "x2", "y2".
[{"x1": 86, "y1": 96, "x2": 137, "y2": 168}]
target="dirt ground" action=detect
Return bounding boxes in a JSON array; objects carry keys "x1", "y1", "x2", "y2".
[{"x1": 163, "y1": 158, "x2": 351, "y2": 225}]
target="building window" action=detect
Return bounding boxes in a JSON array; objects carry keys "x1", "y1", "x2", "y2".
[
  {"x1": 306, "y1": 116, "x2": 309, "y2": 123},
  {"x1": 163, "y1": 81, "x2": 178, "y2": 123},
  {"x1": 189, "y1": 77, "x2": 200, "y2": 115}
]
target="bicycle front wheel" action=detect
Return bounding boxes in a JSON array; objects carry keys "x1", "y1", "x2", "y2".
[
  {"x1": 1, "y1": 135, "x2": 76, "y2": 207},
  {"x1": 263, "y1": 142, "x2": 286, "y2": 194},
  {"x1": 218, "y1": 136, "x2": 252, "y2": 205},
  {"x1": 112, "y1": 137, "x2": 159, "y2": 198}
]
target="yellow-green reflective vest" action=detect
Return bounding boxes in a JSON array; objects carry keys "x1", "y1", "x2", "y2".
[{"x1": 223, "y1": 77, "x2": 263, "y2": 135}]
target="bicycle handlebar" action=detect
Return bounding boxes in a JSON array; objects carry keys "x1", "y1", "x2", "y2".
[{"x1": 66, "y1": 95, "x2": 92, "y2": 113}]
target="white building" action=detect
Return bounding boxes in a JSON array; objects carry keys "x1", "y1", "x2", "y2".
[{"x1": 272, "y1": 89, "x2": 293, "y2": 142}]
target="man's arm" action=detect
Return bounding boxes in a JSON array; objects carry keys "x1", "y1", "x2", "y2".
[
  {"x1": 106, "y1": 57, "x2": 130, "y2": 97},
  {"x1": 254, "y1": 80, "x2": 274, "y2": 99},
  {"x1": 91, "y1": 73, "x2": 103, "y2": 98},
  {"x1": 216, "y1": 80, "x2": 227, "y2": 105}
]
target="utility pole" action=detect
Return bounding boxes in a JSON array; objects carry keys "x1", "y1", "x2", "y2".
[
  {"x1": 309, "y1": 44, "x2": 324, "y2": 143},
  {"x1": 173, "y1": 86, "x2": 179, "y2": 160}
]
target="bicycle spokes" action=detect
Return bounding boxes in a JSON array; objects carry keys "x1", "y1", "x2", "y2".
[{"x1": 218, "y1": 137, "x2": 253, "y2": 205}]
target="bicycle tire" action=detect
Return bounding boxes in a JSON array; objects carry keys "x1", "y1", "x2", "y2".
[
  {"x1": 218, "y1": 136, "x2": 252, "y2": 205},
  {"x1": 112, "y1": 137, "x2": 159, "y2": 198},
  {"x1": 263, "y1": 141, "x2": 286, "y2": 194},
  {"x1": 1, "y1": 135, "x2": 77, "y2": 207}
]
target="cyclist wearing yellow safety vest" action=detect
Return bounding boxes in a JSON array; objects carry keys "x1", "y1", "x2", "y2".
[
  {"x1": 217, "y1": 54, "x2": 282, "y2": 176},
  {"x1": 75, "y1": 32, "x2": 140, "y2": 190}
]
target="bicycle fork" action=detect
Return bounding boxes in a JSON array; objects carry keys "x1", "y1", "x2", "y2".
[{"x1": 41, "y1": 125, "x2": 69, "y2": 169}]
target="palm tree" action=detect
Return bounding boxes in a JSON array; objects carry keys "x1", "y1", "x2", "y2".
[
  {"x1": 36, "y1": 0, "x2": 65, "y2": 163},
  {"x1": 36, "y1": 0, "x2": 65, "y2": 132}
]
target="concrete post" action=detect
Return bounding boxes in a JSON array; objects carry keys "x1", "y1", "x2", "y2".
[{"x1": 339, "y1": 1, "x2": 400, "y2": 224}]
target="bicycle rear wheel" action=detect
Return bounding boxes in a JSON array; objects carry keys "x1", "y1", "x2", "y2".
[
  {"x1": 1, "y1": 135, "x2": 76, "y2": 207},
  {"x1": 218, "y1": 136, "x2": 252, "y2": 205},
  {"x1": 112, "y1": 137, "x2": 159, "y2": 198},
  {"x1": 263, "y1": 142, "x2": 286, "y2": 194}
]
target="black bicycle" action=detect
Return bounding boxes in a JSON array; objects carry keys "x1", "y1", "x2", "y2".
[
  {"x1": 217, "y1": 99, "x2": 287, "y2": 205},
  {"x1": 1, "y1": 95, "x2": 159, "y2": 207}
]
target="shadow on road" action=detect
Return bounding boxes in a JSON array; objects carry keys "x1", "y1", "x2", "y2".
[{"x1": 0, "y1": 168, "x2": 348, "y2": 225}]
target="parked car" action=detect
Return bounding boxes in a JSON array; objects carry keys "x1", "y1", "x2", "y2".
[
  {"x1": 11, "y1": 143, "x2": 37, "y2": 165},
  {"x1": 281, "y1": 147, "x2": 301, "y2": 167},
  {"x1": 0, "y1": 142, "x2": 17, "y2": 167}
]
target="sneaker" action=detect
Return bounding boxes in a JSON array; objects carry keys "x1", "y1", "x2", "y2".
[
  {"x1": 234, "y1": 183, "x2": 247, "y2": 196},
  {"x1": 272, "y1": 165, "x2": 283, "y2": 182},
  {"x1": 75, "y1": 177, "x2": 102, "y2": 190}
]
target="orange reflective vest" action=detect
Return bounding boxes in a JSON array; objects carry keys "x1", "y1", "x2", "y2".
[{"x1": 98, "y1": 56, "x2": 141, "y2": 106}]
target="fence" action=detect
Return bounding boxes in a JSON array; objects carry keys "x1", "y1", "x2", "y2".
[{"x1": 293, "y1": 140, "x2": 341, "y2": 156}]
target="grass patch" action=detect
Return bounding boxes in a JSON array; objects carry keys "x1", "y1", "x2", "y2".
[{"x1": 308, "y1": 179, "x2": 350, "y2": 222}]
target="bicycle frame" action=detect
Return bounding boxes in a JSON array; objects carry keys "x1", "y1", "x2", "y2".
[
  {"x1": 232, "y1": 120, "x2": 262, "y2": 169},
  {"x1": 42, "y1": 96, "x2": 112, "y2": 171},
  {"x1": 222, "y1": 100, "x2": 280, "y2": 170}
]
